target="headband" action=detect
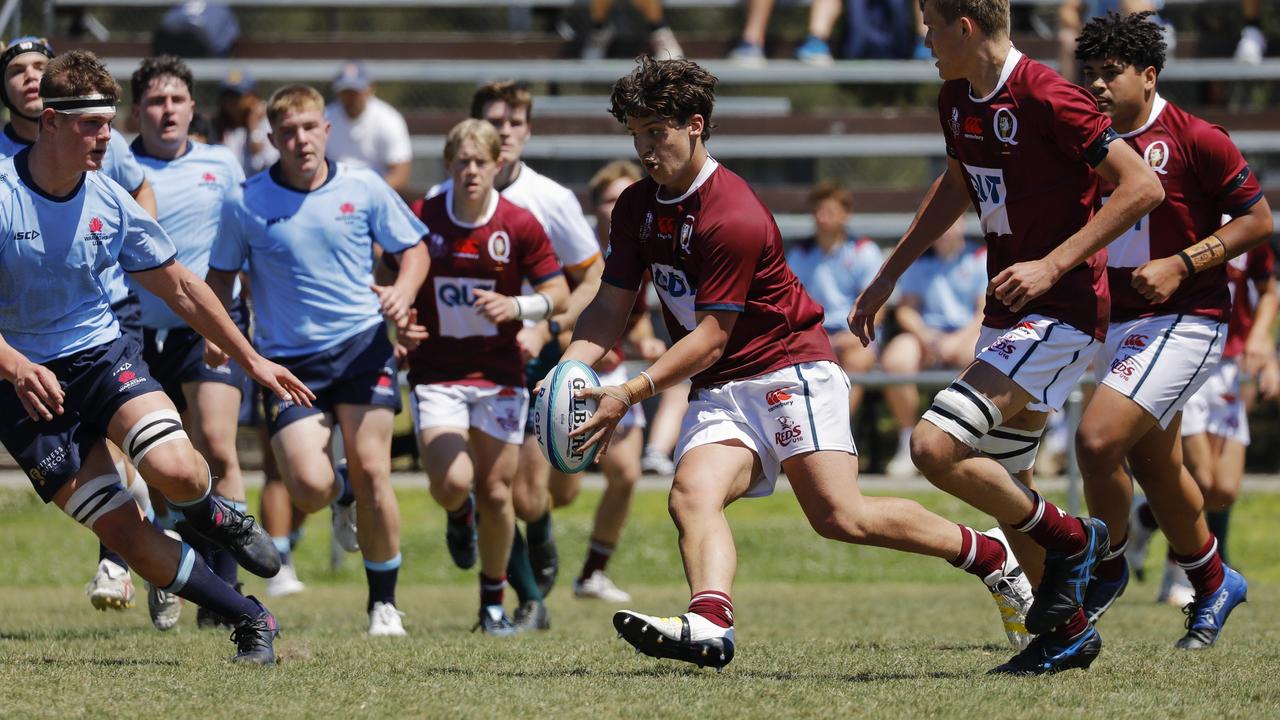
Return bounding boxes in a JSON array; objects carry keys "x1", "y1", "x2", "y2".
[
  {"x1": 42, "y1": 93, "x2": 116, "y2": 115},
  {"x1": 0, "y1": 37, "x2": 55, "y2": 122}
]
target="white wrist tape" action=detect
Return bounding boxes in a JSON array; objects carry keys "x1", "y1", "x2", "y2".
[{"x1": 513, "y1": 292, "x2": 554, "y2": 321}]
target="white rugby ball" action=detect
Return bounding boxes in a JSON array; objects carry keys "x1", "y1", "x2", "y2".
[{"x1": 532, "y1": 359, "x2": 601, "y2": 474}]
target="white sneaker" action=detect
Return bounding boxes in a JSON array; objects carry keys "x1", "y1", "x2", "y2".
[
  {"x1": 1235, "y1": 25, "x2": 1266, "y2": 65},
  {"x1": 332, "y1": 502, "x2": 360, "y2": 553},
  {"x1": 1158, "y1": 559, "x2": 1195, "y2": 607},
  {"x1": 885, "y1": 449, "x2": 916, "y2": 478},
  {"x1": 368, "y1": 601, "x2": 407, "y2": 637},
  {"x1": 1125, "y1": 500, "x2": 1155, "y2": 582},
  {"x1": 266, "y1": 563, "x2": 306, "y2": 598},
  {"x1": 613, "y1": 610, "x2": 735, "y2": 669},
  {"x1": 980, "y1": 528, "x2": 1034, "y2": 651},
  {"x1": 146, "y1": 580, "x2": 182, "y2": 631},
  {"x1": 648, "y1": 27, "x2": 684, "y2": 60},
  {"x1": 575, "y1": 570, "x2": 632, "y2": 603},
  {"x1": 641, "y1": 448, "x2": 675, "y2": 476},
  {"x1": 87, "y1": 559, "x2": 135, "y2": 611}
]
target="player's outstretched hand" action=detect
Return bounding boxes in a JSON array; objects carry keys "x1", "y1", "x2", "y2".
[
  {"x1": 991, "y1": 259, "x2": 1059, "y2": 312},
  {"x1": 203, "y1": 339, "x2": 229, "y2": 369},
  {"x1": 569, "y1": 385, "x2": 630, "y2": 459},
  {"x1": 370, "y1": 283, "x2": 413, "y2": 328},
  {"x1": 397, "y1": 309, "x2": 429, "y2": 352},
  {"x1": 472, "y1": 288, "x2": 518, "y2": 324},
  {"x1": 13, "y1": 360, "x2": 63, "y2": 421},
  {"x1": 848, "y1": 276, "x2": 894, "y2": 346},
  {"x1": 1130, "y1": 255, "x2": 1187, "y2": 304},
  {"x1": 248, "y1": 358, "x2": 316, "y2": 409}
]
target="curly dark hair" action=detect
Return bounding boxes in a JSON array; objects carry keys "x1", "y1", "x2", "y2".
[
  {"x1": 131, "y1": 55, "x2": 193, "y2": 104},
  {"x1": 1075, "y1": 11, "x2": 1167, "y2": 74},
  {"x1": 40, "y1": 49, "x2": 119, "y2": 105},
  {"x1": 609, "y1": 56, "x2": 717, "y2": 141}
]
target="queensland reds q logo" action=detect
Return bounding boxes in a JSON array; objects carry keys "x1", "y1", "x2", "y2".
[
  {"x1": 487, "y1": 231, "x2": 511, "y2": 263},
  {"x1": 994, "y1": 108, "x2": 1019, "y2": 146},
  {"x1": 1144, "y1": 141, "x2": 1169, "y2": 175}
]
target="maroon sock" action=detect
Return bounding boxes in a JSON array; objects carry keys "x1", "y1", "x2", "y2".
[
  {"x1": 1058, "y1": 606, "x2": 1091, "y2": 638},
  {"x1": 948, "y1": 525, "x2": 1006, "y2": 580},
  {"x1": 1174, "y1": 537, "x2": 1224, "y2": 597},
  {"x1": 479, "y1": 573, "x2": 506, "y2": 607},
  {"x1": 578, "y1": 537, "x2": 614, "y2": 582},
  {"x1": 1136, "y1": 501, "x2": 1158, "y2": 530},
  {"x1": 688, "y1": 590, "x2": 734, "y2": 628},
  {"x1": 1096, "y1": 534, "x2": 1128, "y2": 581},
  {"x1": 1014, "y1": 493, "x2": 1087, "y2": 555}
]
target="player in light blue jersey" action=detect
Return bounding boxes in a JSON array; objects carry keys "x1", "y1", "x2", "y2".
[
  {"x1": 785, "y1": 182, "x2": 883, "y2": 417},
  {"x1": 124, "y1": 55, "x2": 268, "y2": 628},
  {"x1": 209, "y1": 84, "x2": 429, "y2": 637},
  {"x1": 1, "y1": 35, "x2": 166, "y2": 612},
  {"x1": 881, "y1": 217, "x2": 986, "y2": 476},
  {"x1": 0, "y1": 50, "x2": 315, "y2": 663}
]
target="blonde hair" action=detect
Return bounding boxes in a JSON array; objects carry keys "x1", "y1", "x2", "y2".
[
  {"x1": 444, "y1": 118, "x2": 501, "y2": 165},
  {"x1": 589, "y1": 160, "x2": 643, "y2": 205},
  {"x1": 266, "y1": 84, "x2": 325, "y2": 127}
]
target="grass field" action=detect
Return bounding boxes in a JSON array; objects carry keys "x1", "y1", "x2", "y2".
[{"x1": 1, "y1": 483, "x2": 1278, "y2": 719}]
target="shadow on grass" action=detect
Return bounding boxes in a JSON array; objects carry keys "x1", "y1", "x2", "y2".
[
  {"x1": 406, "y1": 665, "x2": 972, "y2": 683},
  {"x1": 5, "y1": 656, "x2": 182, "y2": 667}
]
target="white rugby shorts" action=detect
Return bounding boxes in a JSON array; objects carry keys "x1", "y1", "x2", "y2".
[
  {"x1": 411, "y1": 383, "x2": 529, "y2": 445},
  {"x1": 675, "y1": 361, "x2": 857, "y2": 498},
  {"x1": 597, "y1": 364, "x2": 647, "y2": 430},
  {"x1": 1181, "y1": 358, "x2": 1249, "y2": 445},
  {"x1": 975, "y1": 315, "x2": 1097, "y2": 413},
  {"x1": 1094, "y1": 314, "x2": 1224, "y2": 430}
]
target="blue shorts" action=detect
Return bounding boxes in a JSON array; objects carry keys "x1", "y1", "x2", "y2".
[
  {"x1": 143, "y1": 301, "x2": 250, "y2": 414},
  {"x1": 262, "y1": 322, "x2": 401, "y2": 436},
  {"x1": 111, "y1": 293, "x2": 144, "y2": 352},
  {"x1": 0, "y1": 337, "x2": 164, "y2": 503}
]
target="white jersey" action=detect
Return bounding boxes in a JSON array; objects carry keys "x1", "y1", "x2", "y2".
[
  {"x1": 324, "y1": 97, "x2": 412, "y2": 178},
  {"x1": 429, "y1": 162, "x2": 599, "y2": 271}
]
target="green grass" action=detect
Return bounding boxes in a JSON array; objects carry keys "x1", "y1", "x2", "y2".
[{"x1": 1, "y1": 485, "x2": 1278, "y2": 719}]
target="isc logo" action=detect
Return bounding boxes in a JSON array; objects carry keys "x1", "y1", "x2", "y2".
[{"x1": 13, "y1": 230, "x2": 39, "y2": 240}]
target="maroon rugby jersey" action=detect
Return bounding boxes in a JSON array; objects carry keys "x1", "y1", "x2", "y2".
[
  {"x1": 1223, "y1": 245, "x2": 1275, "y2": 359},
  {"x1": 406, "y1": 191, "x2": 563, "y2": 387},
  {"x1": 1101, "y1": 96, "x2": 1266, "y2": 323},
  {"x1": 939, "y1": 48, "x2": 1113, "y2": 339},
  {"x1": 603, "y1": 158, "x2": 835, "y2": 388}
]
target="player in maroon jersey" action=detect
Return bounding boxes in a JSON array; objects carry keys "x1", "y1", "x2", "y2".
[
  {"x1": 391, "y1": 119, "x2": 569, "y2": 634},
  {"x1": 558, "y1": 55, "x2": 1041, "y2": 672},
  {"x1": 850, "y1": 0, "x2": 1165, "y2": 674},
  {"x1": 1071, "y1": 12, "x2": 1270, "y2": 649}
]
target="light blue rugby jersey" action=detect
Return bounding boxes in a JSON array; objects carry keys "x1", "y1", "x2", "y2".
[
  {"x1": 211, "y1": 160, "x2": 427, "y2": 357},
  {"x1": 785, "y1": 235, "x2": 883, "y2": 332},
  {"x1": 897, "y1": 244, "x2": 987, "y2": 332},
  {"x1": 128, "y1": 140, "x2": 246, "y2": 329},
  {"x1": 0, "y1": 125, "x2": 148, "y2": 306},
  {"x1": 0, "y1": 150, "x2": 177, "y2": 363}
]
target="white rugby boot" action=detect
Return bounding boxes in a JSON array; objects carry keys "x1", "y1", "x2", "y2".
[
  {"x1": 368, "y1": 601, "x2": 407, "y2": 637},
  {"x1": 1158, "y1": 558, "x2": 1195, "y2": 607},
  {"x1": 574, "y1": 570, "x2": 633, "y2": 603},
  {"x1": 613, "y1": 610, "x2": 735, "y2": 670},
  {"x1": 266, "y1": 562, "x2": 306, "y2": 598},
  {"x1": 981, "y1": 528, "x2": 1034, "y2": 650},
  {"x1": 87, "y1": 559, "x2": 135, "y2": 611}
]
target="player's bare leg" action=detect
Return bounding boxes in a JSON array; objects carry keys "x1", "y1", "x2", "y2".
[
  {"x1": 259, "y1": 427, "x2": 307, "y2": 597},
  {"x1": 87, "y1": 441, "x2": 144, "y2": 612},
  {"x1": 336, "y1": 403, "x2": 405, "y2": 637},
  {"x1": 511, "y1": 436, "x2": 560, "y2": 600},
  {"x1": 573, "y1": 423, "x2": 641, "y2": 601},
  {"x1": 271, "y1": 415, "x2": 341, "y2": 513},
  {"x1": 881, "y1": 333, "x2": 926, "y2": 476},
  {"x1": 832, "y1": 332, "x2": 876, "y2": 417}
]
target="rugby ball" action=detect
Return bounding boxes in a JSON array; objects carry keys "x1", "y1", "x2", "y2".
[{"x1": 532, "y1": 360, "x2": 601, "y2": 474}]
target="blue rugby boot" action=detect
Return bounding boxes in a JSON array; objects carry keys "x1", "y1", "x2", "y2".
[
  {"x1": 1083, "y1": 554, "x2": 1129, "y2": 625},
  {"x1": 1026, "y1": 517, "x2": 1109, "y2": 634},
  {"x1": 1176, "y1": 565, "x2": 1248, "y2": 650},
  {"x1": 988, "y1": 625, "x2": 1102, "y2": 676}
]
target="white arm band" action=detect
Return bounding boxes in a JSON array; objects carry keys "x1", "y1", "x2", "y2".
[{"x1": 513, "y1": 292, "x2": 554, "y2": 321}]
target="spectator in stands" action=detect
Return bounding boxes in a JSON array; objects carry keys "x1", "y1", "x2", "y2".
[
  {"x1": 1057, "y1": 1, "x2": 1166, "y2": 81},
  {"x1": 212, "y1": 68, "x2": 277, "y2": 174},
  {"x1": 785, "y1": 182, "x2": 881, "y2": 417},
  {"x1": 729, "y1": 0, "x2": 844, "y2": 66},
  {"x1": 325, "y1": 62, "x2": 413, "y2": 192},
  {"x1": 879, "y1": 217, "x2": 985, "y2": 477},
  {"x1": 1236, "y1": 0, "x2": 1266, "y2": 64},
  {"x1": 188, "y1": 112, "x2": 214, "y2": 144},
  {"x1": 581, "y1": 0, "x2": 684, "y2": 60}
]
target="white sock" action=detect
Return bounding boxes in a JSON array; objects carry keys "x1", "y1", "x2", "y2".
[{"x1": 897, "y1": 429, "x2": 912, "y2": 453}]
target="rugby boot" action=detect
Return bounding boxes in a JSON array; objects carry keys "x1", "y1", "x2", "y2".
[
  {"x1": 185, "y1": 496, "x2": 281, "y2": 579},
  {"x1": 513, "y1": 600, "x2": 551, "y2": 631},
  {"x1": 1083, "y1": 554, "x2": 1129, "y2": 625},
  {"x1": 1176, "y1": 565, "x2": 1248, "y2": 650},
  {"x1": 529, "y1": 534, "x2": 560, "y2": 597},
  {"x1": 1026, "y1": 517, "x2": 1109, "y2": 634},
  {"x1": 613, "y1": 610, "x2": 735, "y2": 670},
  {"x1": 473, "y1": 605, "x2": 519, "y2": 636},
  {"x1": 988, "y1": 625, "x2": 1101, "y2": 676},
  {"x1": 230, "y1": 597, "x2": 279, "y2": 665},
  {"x1": 981, "y1": 528, "x2": 1033, "y2": 650},
  {"x1": 445, "y1": 496, "x2": 478, "y2": 570}
]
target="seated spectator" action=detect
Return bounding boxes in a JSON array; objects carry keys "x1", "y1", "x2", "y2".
[
  {"x1": 881, "y1": 217, "x2": 984, "y2": 477},
  {"x1": 325, "y1": 62, "x2": 413, "y2": 191},
  {"x1": 212, "y1": 69, "x2": 277, "y2": 174},
  {"x1": 581, "y1": 0, "x2": 683, "y2": 60},
  {"x1": 729, "y1": 0, "x2": 843, "y2": 66},
  {"x1": 1235, "y1": 0, "x2": 1266, "y2": 64},
  {"x1": 786, "y1": 182, "x2": 882, "y2": 417}
]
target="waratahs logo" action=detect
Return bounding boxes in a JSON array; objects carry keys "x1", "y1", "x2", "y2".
[
  {"x1": 89, "y1": 217, "x2": 103, "y2": 233},
  {"x1": 200, "y1": 172, "x2": 219, "y2": 188},
  {"x1": 337, "y1": 201, "x2": 359, "y2": 223},
  {"x1": 84, "y1": 216, "x2": 107, "y2": 246}
]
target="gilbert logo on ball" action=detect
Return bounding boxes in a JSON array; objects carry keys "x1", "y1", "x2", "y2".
[{"x1": 533, "y1": 360, "x2": 601, "y2": 474}]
